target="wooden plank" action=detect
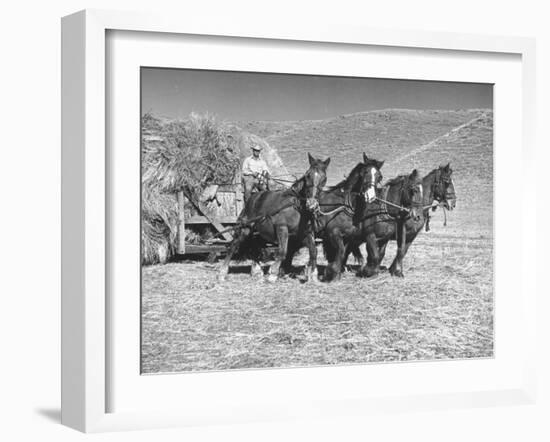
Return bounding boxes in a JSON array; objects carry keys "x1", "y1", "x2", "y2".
[
  {"x1": 176, "y1": 191, "x2": 186, "y2": 254},
  {"x1": 189, "y1": 198, "x2": 234, "y2": 241},
  {"x1": 216, "y1": 184, "x2": 239, "y2": 192},
  {"x1": 182, "y1": 244, "x2": 228, "y2": 254},
  {"x1": 185, "y1": 215, "x2": 238, "y2": 225}
]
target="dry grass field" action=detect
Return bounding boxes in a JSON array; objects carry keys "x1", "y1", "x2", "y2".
[{"x1": 141, "y1": 108, "x2": 493, "y2": 374}]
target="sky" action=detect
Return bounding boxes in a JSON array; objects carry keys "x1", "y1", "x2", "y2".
[{"x1": 141, "y1": 68, "x2": 493, "y2": 121}]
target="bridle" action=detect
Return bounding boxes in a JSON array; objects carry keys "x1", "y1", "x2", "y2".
[
  {"x1": 375, "y1": 178, "x2": 423, "y2": 219},
  {"x1": 424, "y1": 169, "x2": 455, "y2": 230},
  {"x1": 313, "y1": 163, "x2": 377, "y2": 218},
  {"x1": 287, "y1": 166, "x2": 327, "y2": 215},
  {"x1": 429, "y1": 169, "x2": 454, "y2": 208},
  {"x1": 363, "y1": 163, "x2": 381, "y2": 204}
]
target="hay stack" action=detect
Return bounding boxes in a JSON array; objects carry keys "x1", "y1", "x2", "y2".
[
  {"x1": 141, "y1": 113, "x2": 290, "y2": 265},
  {"x1": 227, "y1": 128, "x2": 294, "y2": 182}
]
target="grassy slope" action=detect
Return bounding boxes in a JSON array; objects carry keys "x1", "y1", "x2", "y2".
[
  {"x1": 237, "y1": 109, "x2": 486, "y2": 183},
  {"x1": 241, "y1": 108, "x2": 493, "y2": 236},
  {"x1": 142, "y1": 252, "x2": 492, "y2": 373}
]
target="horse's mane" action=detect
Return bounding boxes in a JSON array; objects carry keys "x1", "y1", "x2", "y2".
[
  {"x1": 424, "y1": 168, "x2": 438, "y2": 180},
  {"x1": 383, "y1": 174, "x2": 408, "y2": 188},
  {"x1": 288, "y1": 175, "x2": 305, "y2": 195},
  {"x1": 327, "y1": 163, "x2": 364, "y2": 191}
]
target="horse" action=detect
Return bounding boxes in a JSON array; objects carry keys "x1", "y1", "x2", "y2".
[
  {"x1": 313, "y1": 154, "x2": 384, "y2": 282},
  {"x1": 348, "y1": 163, "x2": 456, "y2": 278},
  {"x1": 218, "y1": 153, "x2": 330, "y2": 283}
]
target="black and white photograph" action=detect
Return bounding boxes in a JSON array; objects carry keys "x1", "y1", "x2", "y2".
[{"x1": 140, "y1": 68, "x2": 493, "y2": 374}]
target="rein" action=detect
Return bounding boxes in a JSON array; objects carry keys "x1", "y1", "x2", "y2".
[
  {"x1": 269, "y1": 176, "x2": 296, "y2": 185},
  {"x1": 211, "y1": 199, "x2": 298, "y2": 238},
  {"x1": 213, "y1": 172, "x2": 326, "y2": 238},
  {"x1": 423, "y1": 201, "x2": 448, "y2": 231},
  {"x1": 374, "y1": 180, "x2": 422, "y2": 218},
  {"x1": 374, "y1": 196, "x2": 411, "y2": 214}
]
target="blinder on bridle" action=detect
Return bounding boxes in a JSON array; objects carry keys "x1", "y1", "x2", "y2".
[
  {"x1": 403, "y1": 171, "x2": 423, "y2": 222},
  {"x1": 362, "y1": 154, "x2": 385, "y2": 204},
  {"x1": 302, "y1": 153, "x2": 330, "y2": 213},
  {"x1": 432, "y1": 166, "x2": 456, "y2": 211}
]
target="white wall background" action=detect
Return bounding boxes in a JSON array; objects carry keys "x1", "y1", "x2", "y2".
[{"x1": 0, "y1": 1, "x2": 547, "y2": 441}]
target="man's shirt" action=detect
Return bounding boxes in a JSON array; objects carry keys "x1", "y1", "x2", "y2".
[{"x1": 242, "y1": 155, "x2": 269, "y2": 177}]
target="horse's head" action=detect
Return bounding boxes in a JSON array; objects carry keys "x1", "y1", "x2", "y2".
[
  {"x1": 402, "y1": 169, "x2": 424, "y2": 221},
  {"x1": 433, "y1": 163, "x2": 456, "y2": 210},
  {"x1": 299, "y1": 153, "x2": 330, "y2": 211},
  {"x1": 362, "y1": 153, "x2": 384, "y2": 203}
]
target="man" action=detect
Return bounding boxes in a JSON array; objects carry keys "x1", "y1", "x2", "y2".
[{"x1": 242, "y1": 144, "x2": 270, "y2": 201}]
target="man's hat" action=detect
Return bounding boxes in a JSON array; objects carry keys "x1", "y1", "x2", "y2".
[{"x1": 252, "y1": 144, "x2": 262, "y2": 151}]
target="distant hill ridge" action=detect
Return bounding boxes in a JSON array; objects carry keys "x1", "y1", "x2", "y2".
[
  {"x1": 235, "y1": 108, "x2": 492, "y2": 185},
  {"x1": 236, "y1": 108, "x2": 494, "y2": 236}
]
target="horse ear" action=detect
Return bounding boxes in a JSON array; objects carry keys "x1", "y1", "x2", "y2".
[
  {"x1": 308, "y1": 152, "x2": 314, "y2": 166},
  {"x1": 377, "y1": 160, "x2": 385, "y2": 169},
  {"x1": 411, "y1": 169, "x2": 419, "y2": 179},
  {"x1": 323, "y1": 157, "x2": 331, "y2": 168},
  {"x1": 445, "y1": 162, "x2": 451, "y2": 172},
  {"x1": 363, "y1": 152, "x2": 369, "y2": 163}
]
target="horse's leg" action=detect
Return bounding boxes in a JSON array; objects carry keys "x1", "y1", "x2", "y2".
[
  {"x1": 358, "y1": 233, "x2": 380, "y2": 277},
  {"x1": 342, "y1": 243, "x2": 352, "y2": 272},
  {"x1": 389, "y1": 230, "x2": 417, "y2": 277},
  {"x1": 389, "y1": 221, "x2": 407, "y2": 277},
  {"x1": 325, "y1": 232, "x2": 344, "y2": 282},
  {"x1": 377, "y1": 239, "x2": 389, "y2": 271},
  {"x1": 321, "y1": 236, "x2": 335, "y2": 280},
  {"x1": 281, "y1": 240, "x2": 299, "y2": 276},
  {"x1": 267, "y1": 225, "x2": 288, "y2": 283},
  {"x1": 250, "y1": 257, "x2": 263, "y2": 280},
  {"x1": 345, "y1": 244, "x2": 364, "y2": 272},
  {"x1": 218, "y1": 227, "x2": 250, "y2": 282},
  {"x1": 244, "y1": 235, "x2": 263, "y2": 279},
  {"x1": 302, "y1": 232, "x2": 319, "y2": 283}
]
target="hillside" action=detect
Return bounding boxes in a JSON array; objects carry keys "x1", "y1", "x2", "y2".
[
  {"x1": 235, "y1": 108, "x2": 493, "y2": 236},
  {"x1": 236, "y1": 109, "x2": 489, "y2": 183}
]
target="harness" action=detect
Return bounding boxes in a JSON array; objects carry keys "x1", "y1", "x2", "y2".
[
  {"x1": 211, "y1": 180, "x2": 319, "y2": 239},
  {"x1": 316, "y1": 189, "x2": 356, "y2": 217},
  {"x1": 373, "y1": 180, "x2": 421, "y2": 220},
  {"x1": 423, "y1": 170, "x2": 452, "y2": 231}
]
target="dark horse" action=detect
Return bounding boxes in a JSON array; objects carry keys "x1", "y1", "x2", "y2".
[
  {"x1": 218, "y1": 153, "x2": 330, "y2": 283},
  {"x1": 347, "y1": 163, "x2": 456, "y2": 278},
  {"x1": 314, "y1": 154, "x2": 384, "y2": 282}
]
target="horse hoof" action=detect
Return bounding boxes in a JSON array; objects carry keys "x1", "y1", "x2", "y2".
[
  {"x1": 309, "y1": 277, "x2": 319, "y2": 284},
  {"x1": 308, "y1": 269, "x2": 319, "y2": 283},
  {"x1": 327, "y1": 272, "x2": 341, "y2": 282},
  {"x1": 358, "y1": 267, "x2": 378, "y2": 278},
  {"x1": 267, "y1": 274, "x2": 278, "y2": 283},
  {"x1": 390, "y1": 269, "x2": 404, "y2": 278},
  {"x1": 250, "y1": 264, "x2": 263, "y2": 278}
]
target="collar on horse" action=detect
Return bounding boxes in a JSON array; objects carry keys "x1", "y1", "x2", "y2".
[
  {"x1": 315, "y1": 189, "x2": 356, "y2": 217},
  {"x1": 423, "y1": 170, "x2": 450, "y2": 231},
  {"x1": 374, "y1": 182, "x2": 416, "y2": 219}
]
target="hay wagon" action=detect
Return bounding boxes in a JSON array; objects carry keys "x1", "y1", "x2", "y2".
[
  {"x1": 141, "y1": 112, "x2": 292, "y2": 265},
  {"x1": 175, "y1": 169, "x2": 245, "y2": 259}
]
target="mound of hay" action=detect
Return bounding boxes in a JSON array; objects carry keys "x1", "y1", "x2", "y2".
[
  {"x1": 141, "y1": 185, "x2": 178, "y2": 265},
  {"x1": 227, "y1": 129, "x2": 294, "y2": 182},
  {"x1": 142, "y1": 112, "x2": 241, "y2": 199},
  {"x1": 141, "y1": 113, "x2": 290, "y2": 265}
]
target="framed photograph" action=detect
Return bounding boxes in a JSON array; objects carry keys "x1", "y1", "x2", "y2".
[{"x1": 61, "y1": 9, "x2": 537, "y2": 433}]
